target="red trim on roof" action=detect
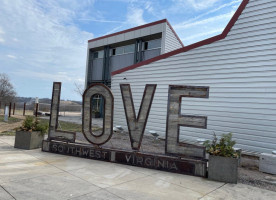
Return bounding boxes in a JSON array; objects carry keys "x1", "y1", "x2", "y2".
[
  {"x1": 88, "y1": 19, "x2": 167, "y2": 43},
  {"x1": 112, "y1": 0, "x2": 249, "y2": 76},
  {"x1": 166, "y1": 20, "x2": 184, "y2": 47}
]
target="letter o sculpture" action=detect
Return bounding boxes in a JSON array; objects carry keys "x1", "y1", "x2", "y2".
[{"x1": 82, "y1": 84, "x2": 114, "y2": 145}]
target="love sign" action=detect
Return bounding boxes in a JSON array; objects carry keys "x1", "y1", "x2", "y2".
[{"x1": 42, "y1": 82, "x2": 209, "y2": 177}]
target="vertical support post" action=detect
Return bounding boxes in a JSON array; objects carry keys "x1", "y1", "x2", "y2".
[
  {"x1": 9, "y1": 102, "x2": 11, "y2": 117},
  {"x1": 13, "y1": 103, "x2": 15, "y2": 115},
  {"x1": 134, "y1": 40, "x2": 139, "y2": 64},
  {"x1": 138, "y1": 39, "x2": 143, "y2": 62},
  {"x1": 35, "y1": 103, "x2": 38, "y2": 117},
  {"x1": 23, "y1": 102, "x2": 26, "y2": 116}
]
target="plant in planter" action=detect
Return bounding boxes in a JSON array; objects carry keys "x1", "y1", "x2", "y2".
[
  {"x1": 14, "y1": 116, "x2": 48, "y2": 150},
  {"x1": 204, "y1": 133, "x2": 239, "y2": 183}
]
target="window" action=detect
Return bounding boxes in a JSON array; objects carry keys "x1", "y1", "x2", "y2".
[
  {"x1": 124, "y1": 44, "x2": 135, "y2": 53},
  {"x1": 116, "y1": 47, "x2": 124, "y2": 55},
  {"x1": 112, "y1": 49, "x2": 116, "y2": 56},
  {"x1": 98, "y1": 50, "x2": 104, "y2": 58},
  {"x1": 93, "y1": 52, "x2": 98, "y2": 59},
  {"x1": 110, "y1": 44, "x2": 135, "y2": 56},
  {"x1": 144, "y1": 42, "x2": 148, "y2": 50},
  {"x1": 92, "y1": 50, "x2": 104, "y2": 59},
  {"x1": 143, "y1": 39, "x2": 161, "y2": 50}
]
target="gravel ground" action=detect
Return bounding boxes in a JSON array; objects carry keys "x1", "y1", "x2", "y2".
[
  {"x1": 76, "y1": 130, "x2": 165, "y2": 154},
  {"x1": 239, "y1": 167, "x2": 276, "y2": 192}
]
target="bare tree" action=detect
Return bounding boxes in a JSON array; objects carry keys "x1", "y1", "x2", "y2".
[
  {"x1": 0, "y1": 73, "x2": 16, "y2": 104},
  {"x1": 74, "y1": 82, "x2": 85, "y2": 97}
]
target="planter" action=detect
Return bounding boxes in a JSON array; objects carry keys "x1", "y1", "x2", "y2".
[
  {"x1": 14, "y1": 131, "x2": 44, "y2": 150},
  {"x1": 208, "y1": 155, "x2": 239, "y2": 183}
]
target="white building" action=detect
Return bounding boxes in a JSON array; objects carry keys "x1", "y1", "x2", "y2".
[{"x1": 110, "y1": 0, "x2": 276, "y2": 154}]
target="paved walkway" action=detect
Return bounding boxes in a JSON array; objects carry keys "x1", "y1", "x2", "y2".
[{"x1": 0, "y1": 136, "x2": 275, "y2": 200}]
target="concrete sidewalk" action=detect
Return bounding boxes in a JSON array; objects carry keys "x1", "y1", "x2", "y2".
[{"x1": 0, "y1": 136, "x2": 275, "y2": 200}]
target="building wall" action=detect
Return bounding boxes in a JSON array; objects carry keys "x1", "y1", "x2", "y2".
[
  {"x1": 88, "y1": 23, "x2": 165, "y2": 49},
  {"x1": 164, "y1": 23, "x2": 183, "y2": 53},
  {"x1": 111, "y1": 0, "x2": 276, "y2": 153}
]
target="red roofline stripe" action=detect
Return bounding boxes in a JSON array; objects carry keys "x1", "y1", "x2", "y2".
[
  {"x1": 111, "y1": 0, "x2": 249, "y2": 76},
  {"x1": 166, "y1": 20, "x2": 184, "y2": 47},
  {"x1": 88, "y1": 19, "x2": 167, "y2": 43}
]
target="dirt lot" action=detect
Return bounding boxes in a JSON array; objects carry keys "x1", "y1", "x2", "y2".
[{"x1": 0, "y1": 114, "x2": 25, "y2": 133}]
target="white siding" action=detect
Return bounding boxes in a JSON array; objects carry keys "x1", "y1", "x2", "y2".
[
  {"x1": 164, "y1": 24, "x2": 183, "y2": 53},
  {"x1": 111, "y1": 0, "x2": 276, "y2": 153}
]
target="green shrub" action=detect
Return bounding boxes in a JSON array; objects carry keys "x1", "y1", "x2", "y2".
[
  {"x1": 19, "y1": 116, "x2": 48, "y2": 135},
  {"x1": 203, "y1": 133, "x2": 238, "y2": 158}
]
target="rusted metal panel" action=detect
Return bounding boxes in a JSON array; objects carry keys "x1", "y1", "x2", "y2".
[
  {"x1": 9, "y1": 102, "x2": 11, "y2": 117},
  {"x1": 13, "y1": 103, "x2": 15, "y2": 115},
  {"x1": 82, "y1": 83, "x2": 114, "y2": 145},
  {"x1": 166, "y1": 85, "x2": 209, "y2": 159},
  {"x1": 35, "y1": 103, "x2": 38, "y2": 117},
  {"x1": 120, "y1": 84, "x2": 157, "y2": 150},
  {"x1": 23, "y1": 102, "x2": 26, "y2": 116},
  {"x1": 48, "y1": 82, "x2": 76, "y2": 142},
  {"x1": 42, "y1": 140, "x2": 207, "y2": 177}
]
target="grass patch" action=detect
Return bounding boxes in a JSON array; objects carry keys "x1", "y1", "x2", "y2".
[
  {"x1": 0, "y1": 115, "x2": 22, "y2": 124},
  {"x1": 38, "y1": 118, "x2": 101, "y2": 132},
  {"x1": 0, "y1": 131, "x2": 16, "y2": 136}
]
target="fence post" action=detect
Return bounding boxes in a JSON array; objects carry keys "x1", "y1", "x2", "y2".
[
  {"x1": 13, "y1": 103, "x2": 15, "y2": 115},
  {"x1": 23, "y1": 102, "x2": 26, "y2": 116},
  {"x1": 9, "y1": 102, "x2": 11, "y2": 117},
  {"x1": 35, "y1": 103, "x2": 38, "y2": 117}
]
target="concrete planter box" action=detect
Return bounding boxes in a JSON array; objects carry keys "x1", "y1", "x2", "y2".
[
  {"x1": 259, "y1": 153, "x2": 276, "y2": 175},
  {"x1": 14, "y1": 131, "x2": 44, "y2": 150},
  {"x1": 208, "y1": 155, "x2": 239, "y2": 184}
]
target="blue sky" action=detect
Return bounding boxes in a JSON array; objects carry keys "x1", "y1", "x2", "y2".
[{"x1": 0, "y1": 0, "x2": 242, "y2": 101}]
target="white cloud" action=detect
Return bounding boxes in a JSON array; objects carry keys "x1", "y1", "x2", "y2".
[
  {"x1": 126, "y1": 7, "x2": 146, "y2": 26},
  {"x1": 171, "y1": 0, "x2": 241, "y2": 45},
  {"x1": 144, "y1": 1, "x2": 154, "y2": 13},
  {"x1": 6, "y1": 54, "x2": 16, "y2": 59},
  {"x1": 0, "y1": 27, "x2": 4, "y2": 34},
  {"x1": 174, "y1": 11, "x2": 234, "y2": 30},
  {"x1": 103, "y1": 4, "x2": 147, "y2": 36},
  {"x1": 186, "y1": 0, "x2": 220, "y2": 10},
  {"x1": 181, "y1": 28, "x2": 223, "y2": 42},
  {"x1": 0, "y1": 0, "x2": 94, "y2": 99}
]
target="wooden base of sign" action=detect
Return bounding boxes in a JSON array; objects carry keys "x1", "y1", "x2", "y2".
[{"x1": 42, "y1": 140, "x2": 207, "y2": 177}]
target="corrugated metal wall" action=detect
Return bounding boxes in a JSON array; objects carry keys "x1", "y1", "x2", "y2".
[
  {"x1": 164, "y1": 24, "x2": 183, "y2": 53},
  {"x1": 111, "y1": 0, "x2": 276, "y2": 153}
]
